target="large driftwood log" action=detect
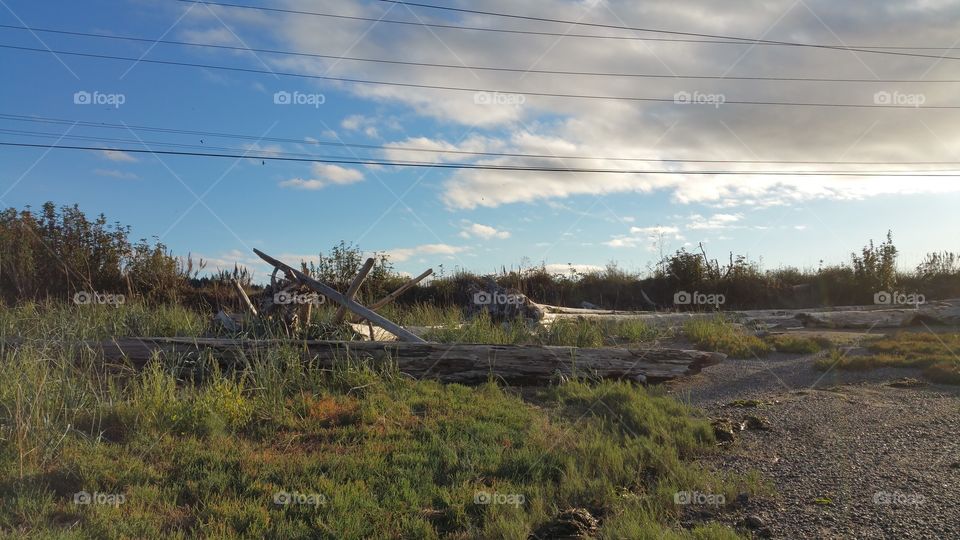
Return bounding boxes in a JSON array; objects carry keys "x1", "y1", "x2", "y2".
[
  {"x1": 795, "y1": 299, "x2": 960, "y2": 328},
  {"x1": 84, "y1": 338, "x2": 724, "y2": 385}
]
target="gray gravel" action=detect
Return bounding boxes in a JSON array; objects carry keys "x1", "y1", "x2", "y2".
[{"x1": 666, "y1": 347, "x2": 960, "y2": 539}]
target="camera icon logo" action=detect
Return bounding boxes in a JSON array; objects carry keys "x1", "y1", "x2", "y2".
[
  {"x1": 73, "y1": 291, "x2": 92, "y2": 305},
  {"x1": 673, "y1": 91, "x2": 692, "y2": 104},
  {"x1": 474, "y1": 91, "x2": 492, "y2": 105},
  {"x1": 873, "y1": 291, "x2": 892, "y2": 305},
  {"x1": 274, "y1": 91, "x2": 292, "y2": 105},
  {"x1": 273, "y1": 491, "x2": 291, "y2": 505},
  {"x1": 73, "y1": 491, "x2": 92, "y2": 505},
  {"x1": 673, "y1": 291, "x2": 692, "y2": 305},
  {"x1": 873, "y1": 91, "x2": 892, "y2": 105},
  {"x1": 73, "y1": 91, "x2": 92, "y2": 105},
  {"x1": 473, "y1": 292, "x2": 492, "y2": 305},
  {"x1": 474, "y1": 491, "x2": 492, "y2": 504},
  {"x1": 274, "y1": 292, "x2": 292, "y2": 305}
]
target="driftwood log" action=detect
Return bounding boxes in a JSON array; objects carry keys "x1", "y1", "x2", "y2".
[
  {"x1": 795, "y1": 299, "x2": 960, "y2": 329},
  {"x1": 83, "y1": 338, "x2": 725, "y2": 385}
]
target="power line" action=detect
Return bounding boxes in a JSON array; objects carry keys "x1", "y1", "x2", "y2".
[
  {"x1": 177, "y1": 0, "x2": 960, "y2": 61},
  {"x1": 5, "y1": 113, "x2": 960, "y2": 166},
  {"x1": 3, "y1": 44, "x2": 959, "y2": 109},
  {"x1": 3, "y1": 140, "x2": 960, "y2": 176},
  {"x1": 3, "y1": 23, "x2": 959, "y2": 83},
  {"x1": 369, "y1": 0, "x2": 960, "y2": 61}
]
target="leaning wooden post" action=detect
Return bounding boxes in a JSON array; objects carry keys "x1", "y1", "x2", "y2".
[
  {"x1": 233, "y1": 279, "x2": 258, "y2": 317},
  {"x1": 333, "y1": 258, "x2": 375, "y2": 324},
  {"x1": 253, "y1": 249, "x2": 425, "y2": 343},
  {"x1": 368, "y1": 268, "x2": 433, "y2": 311}
]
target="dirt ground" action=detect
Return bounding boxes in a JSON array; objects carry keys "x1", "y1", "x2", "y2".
[{"x1": 666, "y1": 332, "x2": 960, "y2": 539}]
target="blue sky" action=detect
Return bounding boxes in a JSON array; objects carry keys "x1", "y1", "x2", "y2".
[{"x1": 2, "y1": 0, "x2": 959, "y2": 281}]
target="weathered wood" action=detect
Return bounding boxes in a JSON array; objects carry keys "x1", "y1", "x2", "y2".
[
  {"x1": 334, "y1": 258, "x2": 375, "y2": 324},
  {"x1": 233, "y1": 279, "x2": 258, "y2": 317},
  {"x1": 81, "y1": 337, "x2": 725, "y2": 385},
  {"x1": 253, "y1": 249, "x2": 425, "y2": 343},
  {"x1": 795, "y1": 299, "x2": 960, "y2": 328},
  {"x1": 367, "y1": 268, "x2": 433, "y2": 311}
]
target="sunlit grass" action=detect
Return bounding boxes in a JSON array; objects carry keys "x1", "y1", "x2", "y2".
[
  {"x1": 0, "y1": 337, "x2": 758, "y2": 538},
  {"x1": 683, "y1": 317, "x2": 771, "y2": 359},
  {"x1": 814, "y1": 332, "x2": 960, "y2": 384}
]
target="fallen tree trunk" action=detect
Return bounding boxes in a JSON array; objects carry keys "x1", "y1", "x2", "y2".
[{"x1": 82, "y1": 338, "x2": 725, "y2": 385}]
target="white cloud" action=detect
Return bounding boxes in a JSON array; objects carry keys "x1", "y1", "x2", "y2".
[
  {"x1": 189, "y1": 1, "x2": 960, "y2": 210},
  {"x1": 386, "y1": 243, "x2": 466, "y2": 262},
  {"x1": 280, "y1": 164, "x2": 364, "y2": 190},
  {"x1": 687, "y1": 213, "x2": 744, "y2": 230},
  {"x1": 459, "y1": 222, "x2": 510, "y2": 240},
  {"x1": 100, "y1": 150, "x2": 137, "y2": 163},
  {"x1": 605, "y1": 225, "x2": 684, "y2": 248}
]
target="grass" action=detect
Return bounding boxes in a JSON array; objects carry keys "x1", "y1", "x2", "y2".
[
  {"x1": 765, "y1": 334, "x2": 831, "y2": 355},
  {"x1": 814, "y1": 332, "x2": 960, "y2": 384},
  {"x1": 423, "y1": 312, "x2": 662, "y2": 349},
  {"x1": 0, "y1": 303, "x2": 759, "y2": 538},
  {"x1": 683, "y1": 318, "x2": 771, "y2": 359},
  {"x1": 0, "y1": 300, "x2": 207, "y2": 341}
]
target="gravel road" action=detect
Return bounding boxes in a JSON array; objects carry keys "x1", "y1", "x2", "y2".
[{"x1": 666, "y1": 346, "x2": 960, "y2": 539}]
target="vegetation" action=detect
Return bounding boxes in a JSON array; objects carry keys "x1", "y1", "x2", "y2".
[
  {"x1": 765, "y1": 334, "x2": 831, "y2": 355},
  {"x1": 682, "y1": 318, "x2": 771, "y2": 359},
  {"x1": 0, "y1": 306, "x2": 761, "y2": 538},
  {"x1": 5, "y1": 203, "x2": 960, "y2": 313},
  {"x1": 815, "y1": 332, "x2": 960, "y2": 384}
]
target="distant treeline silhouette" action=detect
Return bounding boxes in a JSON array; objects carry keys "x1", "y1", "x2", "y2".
[{"x1": 2, "y1": 203, "x2": 958, "y2": 310}]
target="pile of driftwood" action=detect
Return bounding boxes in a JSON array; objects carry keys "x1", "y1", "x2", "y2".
[{"x1": 200, "y1": 249, "x2": 724, "y2": 385}]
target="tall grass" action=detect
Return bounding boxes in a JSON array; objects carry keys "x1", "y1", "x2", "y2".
[{"x1": 0, "y1": 306, "x2": 758, "y2": 538}]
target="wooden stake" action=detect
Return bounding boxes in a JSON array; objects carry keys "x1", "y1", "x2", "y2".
[
  {"x1": 233, "y1": 279, "x2": 258, "y2": 317},
  {"x1": 333, "y1": 258, "x2": 375, "y2": 324},
  {"x1": 367, "y1": 268, "x2": 433, "y2": 311}
]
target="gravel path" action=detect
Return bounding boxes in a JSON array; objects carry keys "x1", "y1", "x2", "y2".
[{"x1": 665, "y1": 346, "x2": 960, "y2": 539}]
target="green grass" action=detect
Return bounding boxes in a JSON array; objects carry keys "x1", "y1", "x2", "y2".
[
  {"x1": 0, "y1": 305, "x2": 756, "y2": 539},
  {"x1": 814, "y1": 332, "x2": 960, "y2": 384},
  {"x1": 765, "y1": 334, "x2": 831, "y2": 355},
  {"x1": 0, "y1": 300, "x2": 207, "y2": 341},
  {"x1": 424, "y1": 314, "x2": 662, "y2": 348},
  {"x1": 683, "y1": 318, "x2": 771, "y2": 359}
]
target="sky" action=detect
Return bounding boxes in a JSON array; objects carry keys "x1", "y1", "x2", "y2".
[{"x1": 2, "y1": 0, "x2": 960, "y2": 281}]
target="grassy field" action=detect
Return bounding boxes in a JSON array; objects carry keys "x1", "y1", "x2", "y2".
[
  {"x1": 815, "y1": 332, "x2": 960, "y2": 384},
  {"x1": 0, "y1": 302, "x2": 764, "y2": 538}
]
